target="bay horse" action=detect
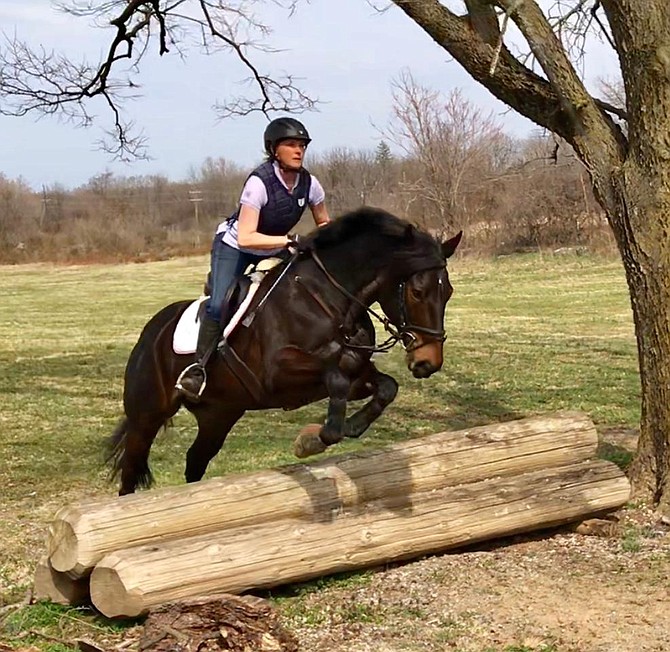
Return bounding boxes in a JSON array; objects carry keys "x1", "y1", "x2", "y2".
[{"x1": 107, "y1": 207, "x2": 462, "y2": 495}]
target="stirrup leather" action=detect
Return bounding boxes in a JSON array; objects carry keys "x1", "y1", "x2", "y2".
[{"x1": 175, "y1": 362, "x2": 207, "y2": 400}]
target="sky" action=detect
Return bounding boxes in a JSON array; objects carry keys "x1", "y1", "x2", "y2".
[{"x1": 0, "y1": 0, "x2": 621, "y2": 190}]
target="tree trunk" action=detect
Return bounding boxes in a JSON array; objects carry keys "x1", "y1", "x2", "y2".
[
  {"x1": 390, "y1": 0, "x2": 670, "y2": 513},
  {"x1": 571, "y1": 109, "x2": 670, "y2": 513},
  {"x1": 603, "y1": 173, "x2": 670, "y2": 511},
  {"x1": 594, "y1": 0, "x2": 670, "y2": 512}
]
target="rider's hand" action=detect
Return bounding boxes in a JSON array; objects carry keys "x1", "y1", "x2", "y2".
[{"x1": 287, "y1": 233, "x2": 313, "y2": 254}]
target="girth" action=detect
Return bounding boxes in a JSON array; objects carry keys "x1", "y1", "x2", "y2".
[{"x1": 218, "y1": 340, "x2": 266, "y2": 403}]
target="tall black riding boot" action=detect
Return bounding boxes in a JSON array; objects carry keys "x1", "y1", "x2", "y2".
[{"x1": 175, "y1": 317, "x2": 222, "y2": 401}]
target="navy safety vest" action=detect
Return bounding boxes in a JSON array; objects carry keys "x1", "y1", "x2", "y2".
[{"x1": 228, "y1": 161, "x2": 312, "y2": 235}]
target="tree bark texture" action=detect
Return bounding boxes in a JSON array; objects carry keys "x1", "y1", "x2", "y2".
[{"x1": 599, "y1": 0, "x2": 670, "y2": 510}]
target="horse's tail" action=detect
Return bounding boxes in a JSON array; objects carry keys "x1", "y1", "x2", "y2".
[{"x1": 104, "y1": 416, "x2": 155, "y2": 490}]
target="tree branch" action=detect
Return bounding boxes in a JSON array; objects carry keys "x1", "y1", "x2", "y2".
[
  {"x1": 390, "y1": 0, "x2": 626, "y2": 166},
  {"x1": 392, "y1": 0, "x2": 574, "y2": 136},
  {"x1": 463, "y1": 0, "x2": 500, "y2": 45},
  {"x1": 0, "y1": 0, "x2": 316, "y2": 159},
  {"x1": 495, "y1": 0, "x2": 594, "y2": 132}
]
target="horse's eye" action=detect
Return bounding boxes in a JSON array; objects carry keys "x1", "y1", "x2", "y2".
[{"x1": 408, "y1": 286, "x2": 422, "y2": 301}]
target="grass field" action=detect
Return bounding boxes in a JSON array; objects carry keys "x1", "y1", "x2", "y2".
[{"x1": 0, "y1": 251, "x2": 641, "y2": 649}]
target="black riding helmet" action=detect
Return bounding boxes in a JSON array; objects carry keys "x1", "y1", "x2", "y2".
[{"x1": 264, "y1": 117, "x2": 311, "y2": 156}]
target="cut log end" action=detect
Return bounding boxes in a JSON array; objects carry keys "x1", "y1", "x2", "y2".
[
  {"x1": 33, "y1": 557, "x2": 90, "y2": 606},
  {"x1": 90, "y1": 564, "x2": 145, "y2": 618},
  {"x1": 47, "y1": 519, "x2": 79, "y2": 573}
]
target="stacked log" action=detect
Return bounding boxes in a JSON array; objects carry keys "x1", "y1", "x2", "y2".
[
  {"x1": 33, "y1": 557, "x2": 90, "y2": 606},
  {"x1": 35, "y1": 412, "x2": 631, "y2": 618}
]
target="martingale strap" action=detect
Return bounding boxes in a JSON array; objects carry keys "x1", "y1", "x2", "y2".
[{"x1": 294, "y1": 275, "x2": 338, "y2": 319}]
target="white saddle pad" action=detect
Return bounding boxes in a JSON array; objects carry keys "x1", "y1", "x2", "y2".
[
  {"x1": 172, "y1": 297, "x2": 207, "y2": 355},
  {"x1": 172, "y1": 258, "x2": 281, "y2": 355}
]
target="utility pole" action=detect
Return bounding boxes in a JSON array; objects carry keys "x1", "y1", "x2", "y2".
[
  {"x1": 188, "y1": 189, "x2": 203, "y2": 246},
  {"x1": 40, "y1": 186, "x2": 51, "y2": 231}
]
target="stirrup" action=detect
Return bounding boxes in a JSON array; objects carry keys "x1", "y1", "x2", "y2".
[{"x1": 175, "y1": 362, "x2": 207, "y2": 401}]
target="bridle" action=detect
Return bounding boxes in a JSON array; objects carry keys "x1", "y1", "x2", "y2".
[
  {"x1": 395, "y1": 279, "x2": 447, "y2": 353},
  {"x1": 303, "y1": 249, "x2": 447, "y2": 354}
]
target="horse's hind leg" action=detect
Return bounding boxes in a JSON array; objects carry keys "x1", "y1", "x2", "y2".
[
  {"x1": 184, "y1": 406, "x2": 244, "y2": 483},
  {"x1": 345, "y1": 367, "x2": 398, "y2": 439},
  {"x1": 108, "y1": 413, "x2": 173, "y2": 496}
]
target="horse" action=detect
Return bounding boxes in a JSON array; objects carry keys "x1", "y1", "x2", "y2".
[{"x1": 107, "y1": 206, "x2": 462, "y2": 495}]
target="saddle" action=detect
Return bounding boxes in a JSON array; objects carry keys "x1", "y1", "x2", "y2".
[{"x1": 172, "y1": 257, "x2": 282, "y2": 355}]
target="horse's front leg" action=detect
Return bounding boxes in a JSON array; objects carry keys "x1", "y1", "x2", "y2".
[
  {"x1": 345, "y1": 366, "x2": 398, "y2": 439},
  {"x1": 294, "y1": 365, "x2": 350, "y2": 458}
]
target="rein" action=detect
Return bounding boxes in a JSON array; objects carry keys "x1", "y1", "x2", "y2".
[{"x1": 298, "y1": 250, "x2": 400, "y2": 353}]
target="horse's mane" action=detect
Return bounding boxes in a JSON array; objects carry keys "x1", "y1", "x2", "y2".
[{"x1": 310, "y1": 206, "x2": 444, "y2": 275}]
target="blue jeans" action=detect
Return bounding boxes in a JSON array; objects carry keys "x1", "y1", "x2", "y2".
[{"x1": 205, "y1": 237, "x2": 268, "y2": 324}]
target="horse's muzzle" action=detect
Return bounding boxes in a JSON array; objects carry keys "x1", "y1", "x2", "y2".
[{"x1": 408, "y1": 358, "x2": 441, "y2": 378}]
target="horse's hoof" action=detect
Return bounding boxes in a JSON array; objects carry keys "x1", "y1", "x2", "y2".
[{"x1": 294, "y1": 425, "x2": 327, "y2": 458}]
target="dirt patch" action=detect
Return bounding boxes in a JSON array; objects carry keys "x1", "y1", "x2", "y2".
[{"x1": 274, "y1": 429, "x2": 669, "y2": 652}]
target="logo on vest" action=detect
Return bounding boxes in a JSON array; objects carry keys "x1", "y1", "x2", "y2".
[{"x1": 298, "y1": 198, "x2": 305, "y2": 207}]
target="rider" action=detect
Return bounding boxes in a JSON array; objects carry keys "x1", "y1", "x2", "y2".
[{"x1": 176, "y1": 117, "x2": 331, "y2": 401}]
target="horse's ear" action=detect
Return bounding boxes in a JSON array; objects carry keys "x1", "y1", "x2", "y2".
[
  {"x1": 404, "y1": 223, "x2": 416, "y2": 240},
  {"x1": 442, "y1": 231, "x2": 463, "y2": 259}
]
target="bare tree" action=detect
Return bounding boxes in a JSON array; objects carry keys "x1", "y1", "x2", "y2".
[
  {"x1": 310, "y1": 148, "x2": 384, "y2": 213},
  {"x1": 494, "y1": 133, "x2": 604, "y2": 252},
  {"x1": 385, "y1": 71, "x2": 509, "y2": 232},
  {"x1": 0, "y1": 1, "x2": 315, "y2": 159}
]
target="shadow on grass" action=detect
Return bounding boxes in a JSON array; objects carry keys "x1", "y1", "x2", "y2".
[
  {"x1": 0, "y1": 350, "x2": 125, "y2": 399},
  {"x1": 394, "y1": 369, "x2": 525, "y2": 432},
  {"x1": 597, "y1": 441, "x2": 635, "y2": 471}
]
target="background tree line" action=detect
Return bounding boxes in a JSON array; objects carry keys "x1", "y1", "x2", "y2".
[{"x1": 0, "y1": 82, "x2": 610, "y2": 264}]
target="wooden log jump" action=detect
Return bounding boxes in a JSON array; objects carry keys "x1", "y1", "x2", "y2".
[
  {"x1": 90, "y1": 459, "x2": 628, "y2": 618},
  {"x1": 38, "y1": 412, "x2": 631, "y2": 618},
  {"x1": 48, "y1": 412, "x2": 600, "y2": 578}
]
